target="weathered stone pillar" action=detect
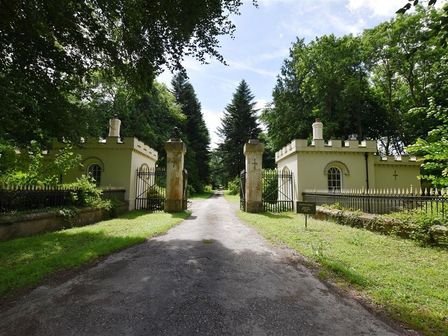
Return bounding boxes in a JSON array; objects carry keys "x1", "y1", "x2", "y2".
[
  {"x1": 164, "y1": 137, "x2": 187, "y2": 213},
  {"x1": 243, "y1": 139, "x2": 265, "y2": 213}
]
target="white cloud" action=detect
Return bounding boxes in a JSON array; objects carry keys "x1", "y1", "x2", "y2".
[
  {"x1": 202, "y1": 108, "x2": 224, "y2": 148},
  {"x1": 324, "y1": 13, "x2": 367, "y2": 35},
  {"x1": 254, "y1": 99, "x2": 269, "y2": 111},
  {"x1": 227, "y1": 60, "x2": 277, "y2": 78},
  {"x1": 346, "y1": 0, "x2": 401, "y2": 17}
]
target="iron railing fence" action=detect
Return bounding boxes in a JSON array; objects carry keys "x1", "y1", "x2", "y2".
[
  {"x1": 303, "y1": 188, "x2": 448, "y2": 219},
  {"x1": 0, "y1": 184, "x2": 78, "y2": 212},
  {"x1": 0, "y1": 185, "x2": 127, "y2": 213}
]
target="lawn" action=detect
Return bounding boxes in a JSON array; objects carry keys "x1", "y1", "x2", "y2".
[
  {"x1": 0, "y1": 210, "x2": 189, "y2": 298},
  {"x1": 189, "y1": 191, "x2": 215, "y2": 200},
  {"x1": 239, "y1": 211, "x2": 448, "y2": 336},
  {"x1": 223, "y1": 190, "x2": 239, "y2": 203}
]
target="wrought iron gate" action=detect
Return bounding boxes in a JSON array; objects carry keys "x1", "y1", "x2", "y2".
[
  {"x1": 135, "y1": 168, "x2": 166, "y2": 211},
  {"x1": 240, "y1": 170, "x2": 246, "y2": 211},
  {"x1": 240, "y1": 169, "x2": 294, "y2": 212},
  {"x1": 262, "y1": 169, "x2": 294, "y2": 212},
  {"x1": 182, "y1": 169, "x2": 188, "y2": 210}
]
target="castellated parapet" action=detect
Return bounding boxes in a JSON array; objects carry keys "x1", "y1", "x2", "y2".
[
  {"x1": 61, "y1": 136, "x2": 158, "y2": 162},
  {"x1": 275, "y1": 138, "x2": 377, "y2": 162}
]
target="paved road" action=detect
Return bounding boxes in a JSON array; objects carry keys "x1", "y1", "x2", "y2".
[{"x1": 0, "y1": 193, "x2": 403, "y2": 336}]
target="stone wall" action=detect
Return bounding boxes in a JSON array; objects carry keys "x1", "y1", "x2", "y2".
[
  {"x1": 0, "y1": 203, "x2": 128, "y2": 241},
  {"x1": 313, "y1": 206, "x2": 447, "y2": 247}
]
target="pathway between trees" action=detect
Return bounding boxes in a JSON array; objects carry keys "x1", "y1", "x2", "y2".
[{"x1": 0, "y1": 193, "x2": 403, "y2": 336}]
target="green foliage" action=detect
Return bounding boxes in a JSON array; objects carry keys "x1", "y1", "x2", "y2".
[
  {"x1": 91, "y1": 80, "x2": 185, "y2": 164},
  {"x1": 217, "y1": 80, "x2": 261, "y2": 183},
  {"x1": 407, "y1": 98, "x2": 448, "y2": 187},
  {"x1": 227, "y1": 176, "x2": 240, "y2": 195},
  {"x1": 0, "y1": 142, "x2": 81, "y2": 186},
  {"x1": 171, "y1": 73, "x2": 210, "y2": 192},
  {"x1": 385, "y1": 208, "x2": 448, "y2": 244},
  {"x1": 209, "y1": 149, "x2": 226, "y2": 189},
  {"x1": 264, "y1": 7, "x2": 448, "y2": 155},
  {"x1": 322, "y1": 203, "x2": 447, "y2": 246},
  {"x1": 0, "y1": 211, "x2": 190, "y2": 297},
  {"x1": 262, "y1": 170, "x2": 278, "y2": 204},
  {"x1": 0, "y1": 0, "x2": 246, "y2": 146},
  {"x1": 65, "y1": 176, "x2": 110, "y2": 210}
]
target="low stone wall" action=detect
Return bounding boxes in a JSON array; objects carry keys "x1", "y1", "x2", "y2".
[
  {"x1": 0, "y1": 203, "x2": 128, "y2": 241},
  {"x1": 314, "y1": 206, "x2": 448, "y2": 247}
]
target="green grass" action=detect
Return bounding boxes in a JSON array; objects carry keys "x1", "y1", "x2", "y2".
[
  {"x1": 223, "y1": 190, "x2": 239, "y2": 203},
  {"x1": 239, "y1": 211, "x2": 448, "y2": 336},
  {"x1": 189, "y1": 191, "x2": 215, "y2": 200},
  {"x1": 0, "y1": 210, "x2": 189, "y2": 298}
]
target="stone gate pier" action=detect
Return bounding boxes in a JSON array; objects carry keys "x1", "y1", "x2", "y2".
[
  {"x1": 164, "y1": 135, "x2": 187, "y2": 212},
  {"x1": 243, "y1": 139, "x2": 265, "y2": 213}
]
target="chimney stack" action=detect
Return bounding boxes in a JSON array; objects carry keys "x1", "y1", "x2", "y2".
[
  {"x1": 108, "y1": 116, "x2": 121, "y2": 138},
  {"x1": 312, "y1": 118, "x2": 323, "y2": 140}
]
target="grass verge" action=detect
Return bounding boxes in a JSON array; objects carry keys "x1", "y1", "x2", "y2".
[
  {"x1": 239, "y1": 211, "x2": 448, "y2": 336},
  {"x1": 189, "y1": 191, "x2": 215, "y2": 200},
  {"x1": 223, "y1": 190, "x2": 239, "y2": 203},
  {"x1": 0, "y1": 210, "x2": 189, "y2": 298}
]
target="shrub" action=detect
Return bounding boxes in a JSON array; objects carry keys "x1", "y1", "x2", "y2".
[
  {"x1": 227, "y1": 176, "x2": 240, "y2": 195},
  {"x1": 385, "y1": 208, "x2": 447, "y2": 244},
  {"x1": 66, "y1": 176, "x2": 111, "y2": 210}
]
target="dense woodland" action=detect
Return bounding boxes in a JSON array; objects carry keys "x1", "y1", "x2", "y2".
[{"x1": 0, "y1": 2, "x2": 447, "y2": 189}]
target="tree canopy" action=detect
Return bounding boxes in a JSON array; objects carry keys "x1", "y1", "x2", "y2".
[
  {"x1": 171, "y1": 72, "x2": 210, "y2": 192},
  {"x1": 217, "y1": 80, "x2": 261, "y2": 183},
  {"x1": 0, "y1": 0, "x2": 246, "y2": 146},
  {"x1": 263, "y1": 6, "x2": 448, "y2": 156}
]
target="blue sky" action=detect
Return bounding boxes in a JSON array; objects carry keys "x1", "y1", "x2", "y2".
[{"x1": 157, "y1": 0, "x2": 443, "y2": 148}]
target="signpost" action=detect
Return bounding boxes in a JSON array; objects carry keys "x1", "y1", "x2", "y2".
[{"x1": 296, "y1": 201, "x2": 316, "y2": 229}]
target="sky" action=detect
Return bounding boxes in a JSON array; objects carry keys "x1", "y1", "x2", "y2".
[{"x1": 157, "y1": 0, "x2": 443, "y2": 148}]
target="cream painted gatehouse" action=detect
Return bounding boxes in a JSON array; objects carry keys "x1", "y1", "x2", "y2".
[
  {"x1": 52, "y1": 117, "x2": 158, "y2": 210},
  {"x1": 275, "y1": 120, "x2": 421, "y2": 201}
]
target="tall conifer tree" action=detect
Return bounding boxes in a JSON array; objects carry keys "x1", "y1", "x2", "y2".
[
  {"x1": 217, "y1": 80, "x2": 261, "y2": 183},
  {"x1": 171, "y1": 73, "x2": 210, "y2": 192}
]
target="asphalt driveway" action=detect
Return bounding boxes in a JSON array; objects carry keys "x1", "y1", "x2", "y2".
[{"x1": 0, "y1": 193, "x2": 403, "y2": 336}]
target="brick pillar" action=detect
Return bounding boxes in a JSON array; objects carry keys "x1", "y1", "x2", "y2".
[
  {"x1": 164, "y1": 139, "x2": 187, "y2": 212},
  {"x1": 243, "y1": 139, "x2": 265, "y2": 213}
]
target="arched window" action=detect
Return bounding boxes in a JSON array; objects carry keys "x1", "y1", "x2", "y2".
[
  {"x1": 327, "y1": 167, "x2": 341, "y2": 192},
  {"x1": 88, "y1": 164, "x2": 102, "y2": 187}
]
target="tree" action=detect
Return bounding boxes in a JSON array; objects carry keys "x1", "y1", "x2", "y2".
[
  {"x1": 0, "y1": 0, "x2": 246, "y2": 146},
  {"x1": 263, "y1": 35, "x2": 385, "y2": 151},
  {"x1": 263, "y1": 6, "x2": 448, "y2": 155},
  {"x1": 217, "y1": 80, "x2": 261, "y2": 183},
  {"x1": 397, "y1": 1, "x2": 448, "y2": 47},
  {"x1": 407, "y1": 98, "x2": 448, "y2": 188},
  {"x1": 171, "y1": 73, "x2": 210, "y2": 192},
  {"x1": 90, "y1": 80, "x2": 186, "y2": 165}
]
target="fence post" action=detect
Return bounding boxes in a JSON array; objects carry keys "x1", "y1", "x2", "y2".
[
  {"x1": 243, "y1": 138, "x2": 265, "y2": 213},
  {"x1": 164, "y1": 131, "x2": 187, "y2": 213}
]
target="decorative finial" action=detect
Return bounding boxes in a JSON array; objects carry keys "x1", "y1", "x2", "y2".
[
  {"x1": 170, "y1": 127, "x2": 181, "y2": 141},
  {"x1": 250, "y1": 128, "x2": 258, "y2": 139}
]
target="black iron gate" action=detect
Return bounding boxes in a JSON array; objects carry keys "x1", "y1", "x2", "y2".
[
  {"x1": 240, "y1": 169, "x2": 294, "y2": 212},
  {"x1": 135, "y1": 167, "x2": 166, "y2": 211},
  {"x1": 240, "y1": 170, "x2": 246, "y2": 211},
  {"x1": 182, "y1": 169, "x2": 188, "y2": 210},
  {"x1": 262, "y1": 169, "x2": 294, "y2": 212}
]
